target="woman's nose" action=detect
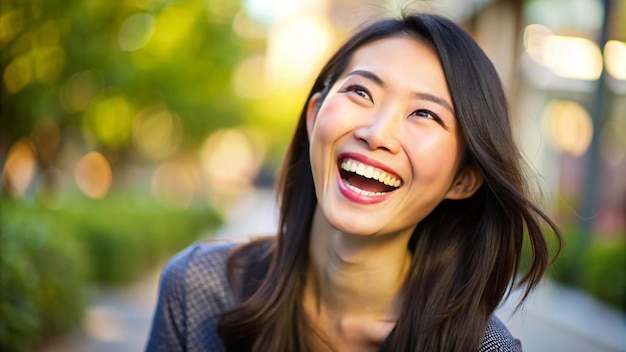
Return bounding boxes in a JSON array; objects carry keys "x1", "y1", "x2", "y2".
[{"x1": 353, "y1": 111, "x2": 401, "y2": 153}]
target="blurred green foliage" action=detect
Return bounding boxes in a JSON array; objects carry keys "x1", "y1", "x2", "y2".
[
  {"x1": 581, "y1": 237, "x2": 626, "y2": 310},
  {"x1": 1, "y1": 201, "x2": 85, "y2": 352},
  {"x1": 522, "y1": 224, "x2": 626, "y2": 311},
  {"x1": 1, "y1": 0, "x2": 295, "y2": 349},
  {"x1": 0, "y1": 196, "x2": 221, "y2": 351},
  {"x1": 552, "y1": 226, "x2": 626, "y2": 311},
  {"x1": 1, "y1": 0, "x2": 252, "y2": 148},
  {"x1": 53, "y1": 194, "x2": 221, "y2": 284}
]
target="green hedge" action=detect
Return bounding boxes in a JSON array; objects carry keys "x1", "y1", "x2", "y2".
[
  {"x1": 580, "y1": 236, "x2": 626, "y2": 311},
  {"x1": 524, "y1": 225, "x2": 626, "y2": 312},
  {"x1": 1, "y1": 201, "x2": 85, "y2": 352},
  {"x1": 0, "y1": 195, "x2": 222, "y2": 351},
  {"x1": 51, "y1": 196, "x2": 222, "y2": 284}
]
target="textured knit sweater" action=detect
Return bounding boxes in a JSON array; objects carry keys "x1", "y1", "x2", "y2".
[{"x1": 146, "y1": 241, "x2": 522, "y2": 351}]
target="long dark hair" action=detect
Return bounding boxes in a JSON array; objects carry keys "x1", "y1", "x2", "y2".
[{"x1": 218, "y1": 13, "x2": 561, "y2": 351}]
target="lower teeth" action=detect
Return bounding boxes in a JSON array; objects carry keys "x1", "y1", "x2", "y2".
[{"x1": 343, "y1": 179, "x2": 386, "y2": 197}]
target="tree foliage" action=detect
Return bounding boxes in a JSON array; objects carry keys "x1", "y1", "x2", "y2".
[{"x1": 1, "y1": 0, "x2": 249, "y2": 149}]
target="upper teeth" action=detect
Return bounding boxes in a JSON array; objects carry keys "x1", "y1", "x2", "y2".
[{"x1": 341, "y1": 159, "x2": 402, "y2": 188}]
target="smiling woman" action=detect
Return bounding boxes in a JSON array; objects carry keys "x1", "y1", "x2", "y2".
[{"x1": 146, "y1": 12, "x2": 562, "y2": 352}]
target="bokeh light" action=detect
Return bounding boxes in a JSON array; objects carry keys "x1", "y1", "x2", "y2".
[
  {"x1": 200, "y1": 128, "x2": 263, "y2": 196},
  {"x1": 132, "y1": 105, "x2": 183, "y2": 159},
  {"x1": 605, "y1": 40, "x2": 626, "y2": 80},
  {"x1": 232, "y1": 55, "x2": 274, "y2": 99},
  {"x1": 145, "y1": 3, "x2": 197, "y2": 55},
  {"x1": 82, "y1": 96, "x2": 133, "y2": 148},
  {"x1": 33, "y1": 46, "x2": 65, "y2": 84},
  {"x1": 3, "y1": 138, "x2": 38, "y2": 197},
  {"x1": 74, "y1": 151, "x2": 113, "y2": 199},
  {"x1": 118, "y1": 13, "x2": 155, "y2": 52},
  {"x1": 523, "y1": 23, "x2": 553, "y2": 59},
  {"x1": 3, "y1": 55, "x2": 32, "y2": 93},
  {"x1": 59, "y1": 70, "x2": 99, "y2": 113},
  {"x1": 0, "y1": 7, "x2": 24, "y2": 44},
  {"x1": 523, "y1": 24, "x2": 603, "y2": 80},
  {"x1": 542, "y1": 100, "x2": 593, "y2": 156}
]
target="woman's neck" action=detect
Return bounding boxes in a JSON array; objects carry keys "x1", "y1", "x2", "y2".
[{"x1": 304, "y1": 207, "x2": 413, "y2": 330}]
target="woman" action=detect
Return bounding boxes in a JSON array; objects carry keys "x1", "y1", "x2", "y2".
[{"x1": 146, "y1": 13, "x2": 561, "y2": 351}]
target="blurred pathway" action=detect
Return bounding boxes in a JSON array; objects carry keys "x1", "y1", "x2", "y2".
[
  {"x1": 498, "y1": 280, "x2": 626, "y2": 352},
  {"x1": 40, "y1": 188, "x2": 625, "y2": 352},
  {"x1": 40, "y1": 270, "x2": 160, "y2": 352}
]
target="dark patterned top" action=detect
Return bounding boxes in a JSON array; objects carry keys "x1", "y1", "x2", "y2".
[{"x1": 146, "y1": 242, "x2": 522, "y2": 351}]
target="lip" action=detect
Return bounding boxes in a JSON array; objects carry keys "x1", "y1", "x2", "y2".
[{"x1": 336, "y1": 152, "x2": 401, "y2": 205}]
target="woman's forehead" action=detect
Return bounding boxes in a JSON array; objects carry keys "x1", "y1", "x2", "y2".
[
  {"x1": 347, "y1": 35, "x2": 438, "y2": 68},
  {"x1": 338, "y1": 38, "x2": 445, "y2": 91}
]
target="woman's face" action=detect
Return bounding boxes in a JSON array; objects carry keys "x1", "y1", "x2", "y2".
[{"x1": 306, "y1": 35, "x2": 478, "y2": 238}]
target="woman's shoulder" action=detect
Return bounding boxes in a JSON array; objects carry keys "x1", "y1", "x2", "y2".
[
  {"x1": 159, "y1": 238, "x2": 275, "y2": 299},
  {"x1": 479, "y1": 315, "x2": 522, "y2": 352},
  {"x1": 164, "y1": 241, "x2": 236, "y2": 276},
  {"x1": 147, "y1": 241, "x2": 242, "y2": 351},
  {"x1": 159, "y1": 241, "x2": 239, "y2": 302}
]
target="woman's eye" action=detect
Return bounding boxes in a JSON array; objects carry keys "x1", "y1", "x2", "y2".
[
  {"x1": 345, "y1": 85, "x2": 372, "y2": 102},
  {"x1": 410, "y1": 109, "x2": 444, "y2": 124}
]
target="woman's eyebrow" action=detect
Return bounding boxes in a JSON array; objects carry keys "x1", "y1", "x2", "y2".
[
  {"x1": 414, "y1": 92, "x2": 455, "y2": 115},
  {"x1": 345, "y1": 70, "x2": 385, "y2": 87},
  {"x1": 344, "y1": 69, "x2": 454, "y2": 115}
]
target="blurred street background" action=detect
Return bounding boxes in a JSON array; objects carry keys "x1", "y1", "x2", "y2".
[{"x1": 1, "y1": 0, "x2": 625, "y2": 351}]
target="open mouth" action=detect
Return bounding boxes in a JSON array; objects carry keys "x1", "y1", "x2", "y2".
[{"x1": 339, "y1": 158, "x2": 402, "y2": 197}]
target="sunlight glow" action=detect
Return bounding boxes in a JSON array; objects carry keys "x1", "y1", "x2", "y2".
[
  {"x1": 232, "y1": 10, "x2": 267, "y2": 39},
  {"x1": 266, "y1": 15, "x2": 333, "y2": 86},
  {"x1": 244, "y1": 0, "x2": 305, "y2": 24}
]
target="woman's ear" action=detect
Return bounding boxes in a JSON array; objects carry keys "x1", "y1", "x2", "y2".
[
  {"x1": 306, "y1": 93, "x2": 322, "y2": 138},
  {"x1": 445, "y1": 165, "x2": 484, "y2": 200}
]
